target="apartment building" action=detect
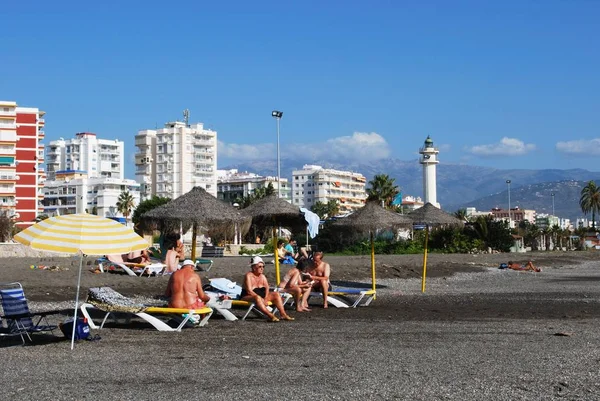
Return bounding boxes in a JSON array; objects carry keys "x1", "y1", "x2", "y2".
[
  {"x1": 0, "y1": 100, "x2": 46, "y2": 227},
  {"x1": 135, "y1": 121, "x2": 217, "y2": 201},
  {"x1": 46, "y1": 132, "x2": 124, "y2": 180},
  {"x1": 43, "y1": 132, "x2": 138, "y2": 218},
  {"x1": 43, "y1": 170, "x2": 140, "y2": 217},
  {"x1": 291, "y1": 164, "x2": 367, "y2": 213},
  {"x1": 216, "y1": 169, "x2": 290, "y2": 204}
]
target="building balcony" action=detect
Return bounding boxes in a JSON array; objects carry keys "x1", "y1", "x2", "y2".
[{"x1": 0, "y1": 131, "x2": 17, "y2": 142}]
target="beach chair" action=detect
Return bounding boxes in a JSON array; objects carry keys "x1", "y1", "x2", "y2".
[
  {"x1": 195, "y1": 258, "x2": 214, "y2": 272},
  {"x1": 80, "y1": 287, "x2": 213, "y2": 331},
  {"x1": 99, "y1": 255, "x2": 165, "y2": 277},
  {"x1": 0, "y1": 282, "x2": 60, "y2": 344},
  {"x1": 307, "y1": 288, "x2": 376, "y2": 308}
]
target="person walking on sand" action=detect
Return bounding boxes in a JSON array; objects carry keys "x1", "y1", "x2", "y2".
[
  {"x1": 279, "y1": 259, "x2": 313, "y2": 312},
  {"x1": 307, "y1": 251, "x2": 331, "y2": 308},
  {"x1": 165, "y1": 259, "x2": 210, "y2": 309},
  {"x1": 241, "y1": 256, "x2": 295, "y2": 322}
]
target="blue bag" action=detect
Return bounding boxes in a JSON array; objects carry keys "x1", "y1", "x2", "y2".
[{"x1": 59, "y1": 317, "x2": 91, "y2": 341}]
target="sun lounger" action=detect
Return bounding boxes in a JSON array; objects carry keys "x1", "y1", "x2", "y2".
[
  {"x1": 195, "y1": 259, "x2": 214, "y2": 272},
  {"x1": 308, "y1": 288, "x2": 376, "y2": 308},
  {"x1": 80, "y1": 287, "x2": 213, "y2": 331}
]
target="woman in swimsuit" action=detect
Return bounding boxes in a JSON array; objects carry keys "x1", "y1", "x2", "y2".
[
  {"x1": 241, "y1": 256, "x2": 295, "y2": 322},
  {"x1": 278, "y1": 259, "x2": 312, "y2": 312}
]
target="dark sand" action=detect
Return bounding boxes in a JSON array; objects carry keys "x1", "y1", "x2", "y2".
[{"x1": 3, "y1": 251, "x2": 600, "y2": 400}]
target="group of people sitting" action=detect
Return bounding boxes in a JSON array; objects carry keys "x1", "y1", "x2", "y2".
[
  {"x1": 277, "y1": 239, "x2": 309, "y2": 265},
  {"x1": 165, "y1": 251, "x2": 331, "y2": 323}
]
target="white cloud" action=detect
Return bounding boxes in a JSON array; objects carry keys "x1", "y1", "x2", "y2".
[
  {"x1": 219, "y1": 132, "x2": 391, "y2": 163},
  {"x1": 218, "y1": 141, "x2": 275, "y2": 161},
  {"x1": 311, "y1": 132, "x2": 391, "y2": 162},
  {"x1": 556, "y1": 138, "x2": 600, "y2": 155},
  {"x1": 466, "y1": 137, "x2": 536, "y2": 156}
]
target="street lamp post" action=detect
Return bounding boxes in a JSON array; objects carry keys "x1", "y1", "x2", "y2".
[
  {"x1": 551, "y1": 193, "x2": 555, "y2": 216},
  {"x1": 506, "y1": 180, "x2": 511, "y2": 229},
  {"x1": 271, "y1": 110, "x2": 283, "y2": 199}
]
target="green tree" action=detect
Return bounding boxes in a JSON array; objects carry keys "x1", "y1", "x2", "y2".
[
  {"x1": 131, "y1": 196, "x2": 171, "y2": 234},
  {"x1": 311, "y1": 199, "x2": 340, "y2": 219},
  {"x1": 580, "y1": 180, "x2": 600, "y2": 229},
  {"x1": 116, "y1": 190, "x2": 136, "y2": 222},
  {"x1": 366, "y1": 174, "x2": 399, "y2": 208},
  {"x1": 454, "y1": 208, "x2": 467, "y2": 221}
]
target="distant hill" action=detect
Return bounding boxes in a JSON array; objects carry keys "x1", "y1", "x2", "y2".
[{"x1": 222, "y1": 158, "x2": 600, "y2": 222}]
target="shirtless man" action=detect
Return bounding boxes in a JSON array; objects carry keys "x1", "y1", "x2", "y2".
[
  {"x1": 165, "y1": 259, "x2": 210, "y2": 309},
  {"x1": 307, "y1": 251, "x2": 331, "y2": 308},
  {"x1": 241, "y1": 256, "x2": 294, "y2": 322}
]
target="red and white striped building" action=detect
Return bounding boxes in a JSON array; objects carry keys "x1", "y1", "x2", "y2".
[{"x1": 0, "y1": 100, "x2": 46, "y2": 228}]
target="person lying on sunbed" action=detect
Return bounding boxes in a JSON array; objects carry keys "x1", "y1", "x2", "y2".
[
  {"x1": 241, "y1": 256, "x2": 294, "y2": 322},
  {"x1": 165, "y1": 259, "x2": 210, "y2": 309},
  {"x1": 508, "y1": 260, "x2": 542, "y2": 272},
  {"x1": 278, "y1": 259, "x2": 312, "y2": 312},
  {"x1": 306, "y1": 251, "x2": 331, "y2": 308},
  {"x1": 127, "y1": 249, "x2": 151, "y2": 265}
]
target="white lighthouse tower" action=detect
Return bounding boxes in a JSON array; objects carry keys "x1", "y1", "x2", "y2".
[{"x1": 419, "y1": 135, "x2": 440, "y2": 208}]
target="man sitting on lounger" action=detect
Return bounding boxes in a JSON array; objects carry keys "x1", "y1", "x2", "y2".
[
  {"x1": 307, "y1": 251, "x2": 331, "y2": 308},
  {"x1": 165, "y1": 259, "x2": 210, "y2": 309},
  {"x1": 241, "y1": 256, "x2": 295, "y2": 322},
  {"x1": 508, "y1": 260, "x2": 542, "y2": 272}
]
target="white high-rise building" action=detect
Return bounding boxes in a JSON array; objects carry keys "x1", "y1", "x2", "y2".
[
  {"x1": 135, "y1": 121, "x2": 217, "y2": 201},
  {"x1": 291, "y1": 165, "x2": 367, "y2": 214},
  {"x1": 46, "y1": 132, "x2": 124, "y2": 180},
  {"x1": 43, "y1": 132, "x2": 139, "y2": 218},
  {"x1": 418, "y1": 135, "x2": 440, "y2": 208},
  {"x1": 42, "y1": 171, "x2": 140, "y2": 218}
]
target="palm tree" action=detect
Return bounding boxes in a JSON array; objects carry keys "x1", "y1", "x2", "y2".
[
  {"x1": 116, "y1": 190, "x2": 136, "y2": 223},
  {"x1": 366, "y1": 174, "x2": 399, "y2": 208},
  {"x1": 580, "y1": 180, "x2": 600, "y2": 229},
  {"x1": 454, "y1": 208, "x2": 468, "y2": 222}
]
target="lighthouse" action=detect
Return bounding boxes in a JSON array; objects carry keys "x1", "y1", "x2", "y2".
[{"x1": 419, "y1": 135, "x2": 440, "y2": 208}]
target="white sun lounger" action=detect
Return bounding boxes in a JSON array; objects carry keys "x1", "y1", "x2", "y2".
[{"x1": 80, "y1": 287, "x2": 213, "y2": 331}]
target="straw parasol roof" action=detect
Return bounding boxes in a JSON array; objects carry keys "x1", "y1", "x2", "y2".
[
  {"x1": 333, "y1": 201, "x2": 412, "y2": 232},
  {"x1": 143, "y1": 186, "x2": 249, "y2": 233},
  {"x1": 407, "y1": 202, "x2": 464, "y2": 226},
  {"x1": 240, "y1": 195, "x2": 306, "y2": 229}
]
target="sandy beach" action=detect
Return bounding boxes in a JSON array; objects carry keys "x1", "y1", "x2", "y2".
[{"x1": 3, "y1": 250, "x2": 600, "y2": 400}]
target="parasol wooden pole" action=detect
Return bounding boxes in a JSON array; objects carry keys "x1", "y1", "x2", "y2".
[
  {"x1": 191, "y1": 223, "x2": 197, "y2": 261},
  {"x1": 370, "y1": 231, "x2": 376, "y2": 299},
  {"x1": 273, "y1": 226, "x2": 281, "y2": 285},
  {"x1": 421, "y1": 225, "x2": 429, "y2": 293}
]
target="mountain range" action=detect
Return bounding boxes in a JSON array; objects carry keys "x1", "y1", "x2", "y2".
[{"x1": 222, "y1": 158, "x2": 600, "y2": 222}]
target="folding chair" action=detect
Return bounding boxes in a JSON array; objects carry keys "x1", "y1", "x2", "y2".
[{"x1": 0, "y1": 282, "x2": 59, "y2": 344}]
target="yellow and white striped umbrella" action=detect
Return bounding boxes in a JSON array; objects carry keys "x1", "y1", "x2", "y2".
[
  {"x1": 14, "y1": 213, "x2": 149, "y2": 350},
  {"x1": 14, "y1": 213, "x2": 149, "y2": 255}
]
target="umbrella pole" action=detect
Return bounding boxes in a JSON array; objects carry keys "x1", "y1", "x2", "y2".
[
  {"x1": 421, "y1": 226, "x2": 429, "y2": 293},
  {"x1": 71, "y1": 254, "x2": 84, "y2": 350},
  {"x1": 370, "y1": 231, "x2": 376, "y2": 299},
  {"x1": 191, "y1": 223, "x2": 197, "y2": 261},
  {"x1": 273, "y1": 226, "x2": 280, "y2": 286}
]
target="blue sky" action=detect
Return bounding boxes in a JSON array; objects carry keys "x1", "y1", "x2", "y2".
[{"x1": 2, "y1": 1, "x2": 599, "y2": 179}]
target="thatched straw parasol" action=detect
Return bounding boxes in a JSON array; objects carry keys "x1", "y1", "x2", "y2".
[
  {"x1": 333, "y1": 201, "x2": 412, "y2": 293},
  {"x1": 143, "y1": 186, "x2": 249, "y2": 260},
  {"x1": 407, "y1": 202, "x2": 464, "y2": 292},
  {"x1": 240, "y1": 195, "x2": 307, "y2": 284}
]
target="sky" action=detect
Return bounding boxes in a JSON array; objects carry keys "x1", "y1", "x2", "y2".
[{"x1": 2, "y1": 1, "x2": 599, "y2": 179}]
